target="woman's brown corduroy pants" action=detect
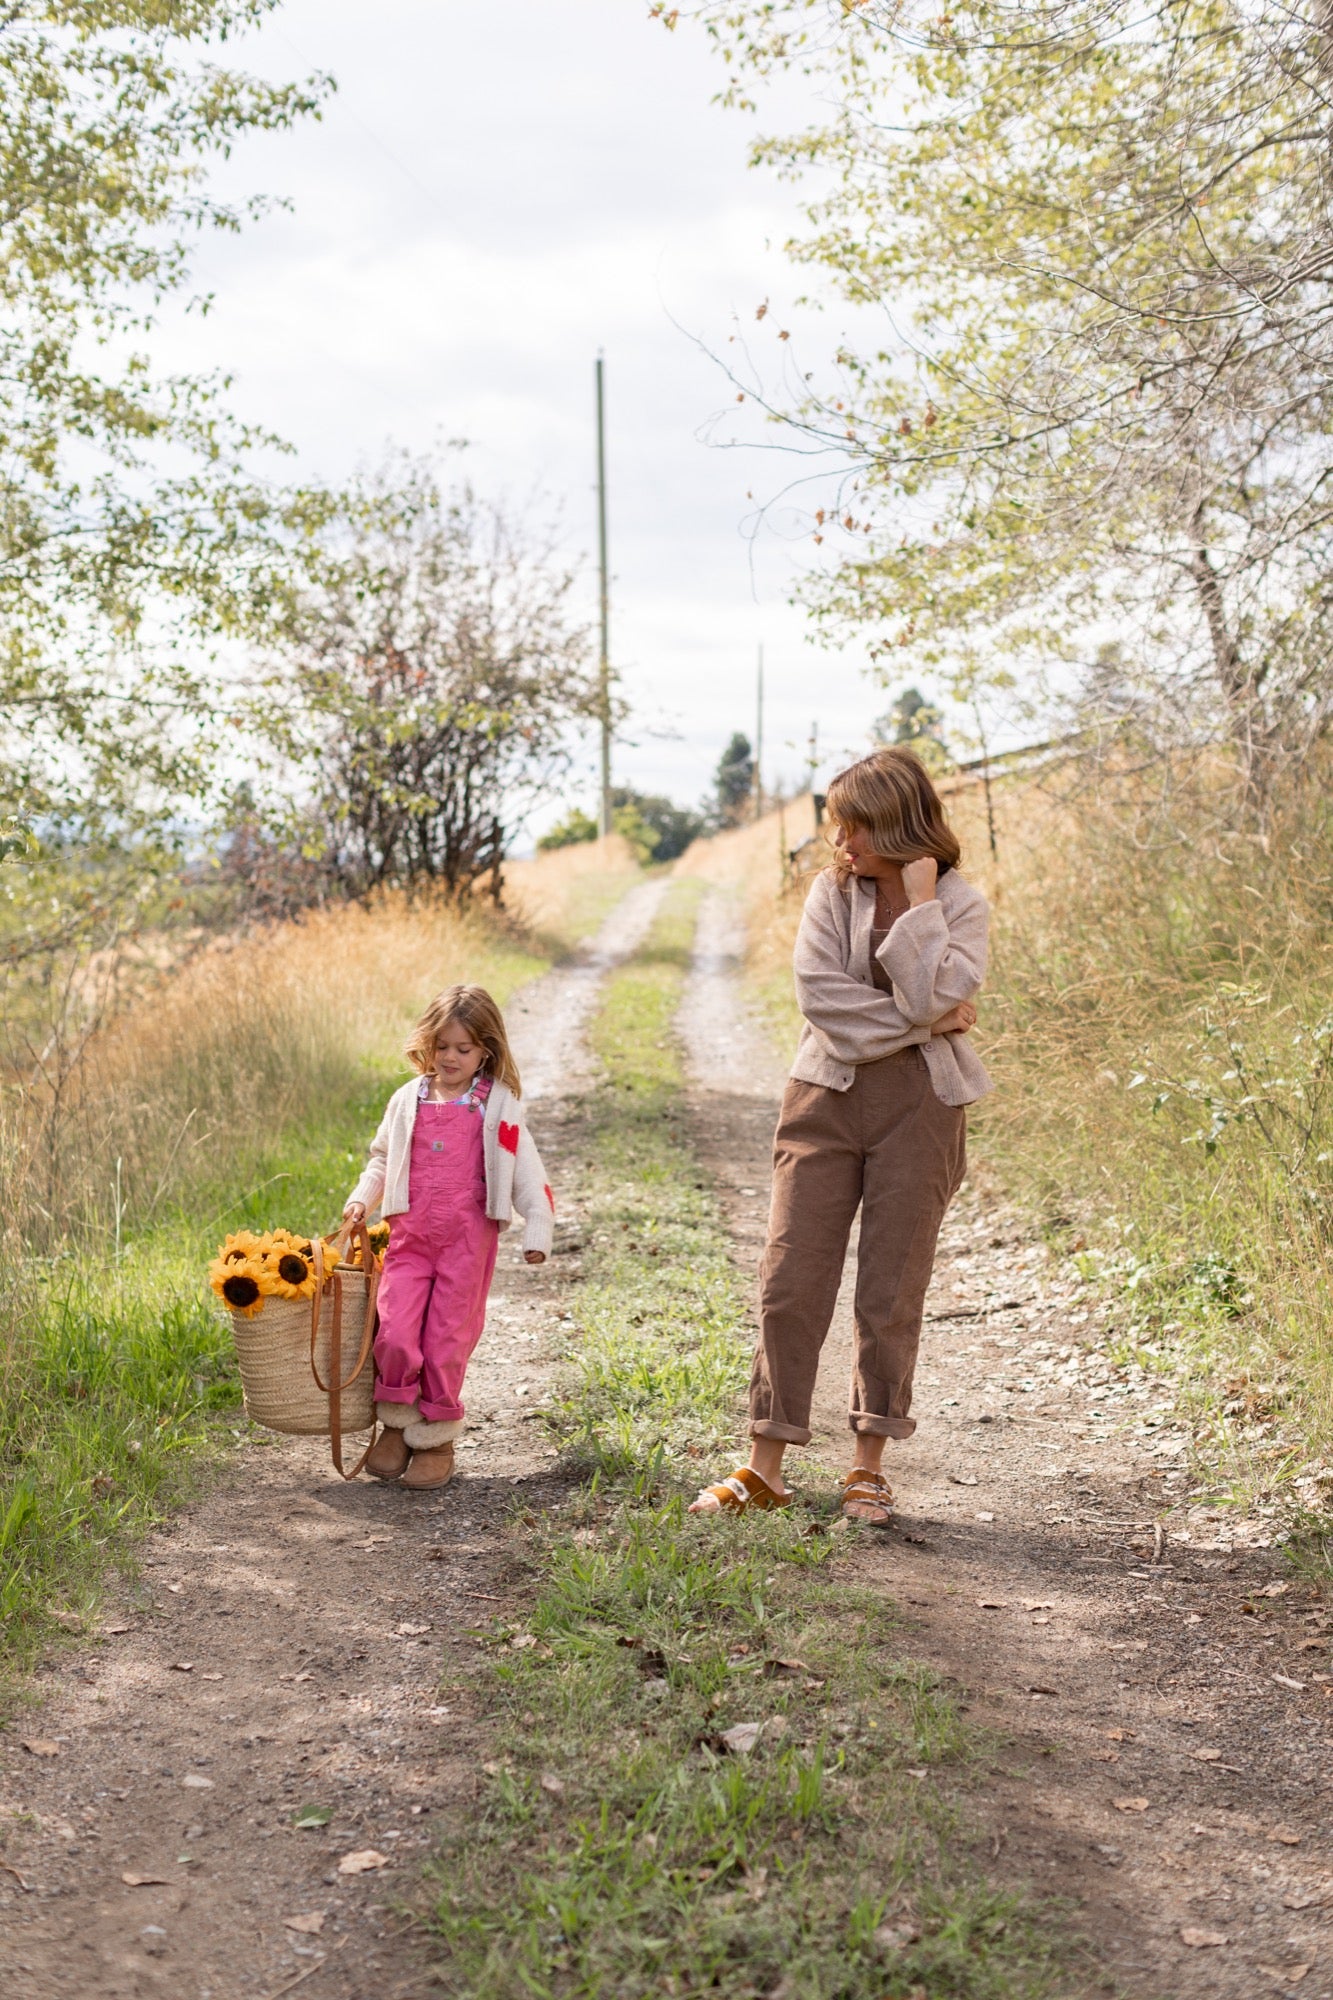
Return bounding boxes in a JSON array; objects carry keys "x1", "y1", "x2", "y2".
[{"x1": 750, "y1": 1048, "x2": 966, "y2": 1445}]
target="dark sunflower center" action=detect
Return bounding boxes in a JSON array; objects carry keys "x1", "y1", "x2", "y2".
[
  {"x1": 277, "y1": 1253, "x2": 309, "y2": 1284},
  {"x1": 224, "y1": 1248, "x2": 249, "y2": 1263},
  {"x1": 223, "y1": 1273, "x2": 260, "y2": 1307}
]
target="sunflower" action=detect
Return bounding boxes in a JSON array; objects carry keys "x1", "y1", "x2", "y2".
[
  {"x1": 209, "y1": 1259, "x2": 268, "y2": 1318},
  {"x1": 259, "y1": 1239, "x2": 319, "y2": 1301},
  {"x1": 215, "y1": 1229, "x2": 262, "y2": 1267}
]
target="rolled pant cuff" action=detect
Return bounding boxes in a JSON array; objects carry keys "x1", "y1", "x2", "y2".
[
  {"x1": 848, "y1": 1414, "x2": 916, "y2": 1439},
  {"x1": 375, "y1": 1398, "x2": 419, "y2": 1426},
  {"x1": 750, "y1": 1419, "x2": 812, "y2": 1446}
]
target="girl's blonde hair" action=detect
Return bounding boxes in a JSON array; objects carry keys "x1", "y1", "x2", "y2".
[
  {"x1": 826, "y1": 746, "x2": 961, "y2": 873},
  {"x1": 405, "y1": 984, "x2": 522, "y2": 1096}
]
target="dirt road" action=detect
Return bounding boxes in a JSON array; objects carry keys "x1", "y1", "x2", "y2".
[
  {"x1": 4, "y1": 873, "x2": 1330, "y2": 2000},
  {"x1": 0, "y1": 883, "x2": 664, "y2": 2000},
  {"x1": 684, "y1": 885, "x2": 1333, "y2": 2000}
]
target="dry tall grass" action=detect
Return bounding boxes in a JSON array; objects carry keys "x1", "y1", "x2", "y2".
[{"x1": 5, "y1": 839, "x2": 645, "y2": 1258}]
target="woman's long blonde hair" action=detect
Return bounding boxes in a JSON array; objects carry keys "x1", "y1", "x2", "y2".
[
  {"x1": 826, "y1": 746, "x2": 961, "y2": 873},
  {"x1": 404, "y1": 984, "x2": 521, "y2": 1095}
]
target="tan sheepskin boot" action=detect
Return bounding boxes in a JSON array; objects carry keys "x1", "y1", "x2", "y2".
[
  {"x1": 364, "y1": 1401, "x2": 416, "y2": 1482},
  {"x1": 401, "y1": 1416, "x2": 463, "y2": 1491}
]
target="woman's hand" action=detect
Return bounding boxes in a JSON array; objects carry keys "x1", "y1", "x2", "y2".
[
  {"x1": 343, "y1": 1201, "x2": 367, "y2": 1224},
  {"x1": 901, "y1": 855, "x2": 939, "y2": 906},
  {"x1": 931, "y1": 1001, "x2": 976, "y2": 1036},
  {"x1": 524, "y1": 1249, "x2": 546, "y2": 1265}
]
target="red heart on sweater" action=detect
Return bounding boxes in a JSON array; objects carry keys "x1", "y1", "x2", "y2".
[
  {"x1": 544, "y1": 1183, "x2": 555, "y2": 1212},
  {"x1": 498, "y1": 1121, "x2": 520, "y2": 1156}
]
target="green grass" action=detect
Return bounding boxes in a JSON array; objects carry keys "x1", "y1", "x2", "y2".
[
  {"x1": 0, "y1": 921, "x2": 549, "y2": 1688},
  {"x1": 423, "y1": 880, "x2": 1081, "y2": 2000}
]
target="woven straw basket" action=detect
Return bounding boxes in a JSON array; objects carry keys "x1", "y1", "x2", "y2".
[{"x1": 228, "y1": 1227, "x2": 381, "y2": 1476}]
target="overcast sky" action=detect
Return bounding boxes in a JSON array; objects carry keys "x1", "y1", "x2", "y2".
[{"x1": 167, "y1": 0, "x2": 908, "y2": 833}]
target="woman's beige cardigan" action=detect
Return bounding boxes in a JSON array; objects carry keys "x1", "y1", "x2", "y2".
[
  {"x1": 791, "y1": 867, "x2": 993, "y2": 1107},
  {"x1": 346, "y1": 1079, "x2": 555, "y2": 1258}
]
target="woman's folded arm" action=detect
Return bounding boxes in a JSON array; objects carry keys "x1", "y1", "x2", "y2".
[{"x1": 876, "y1": 894, "x2": 988, "y2": 1026}]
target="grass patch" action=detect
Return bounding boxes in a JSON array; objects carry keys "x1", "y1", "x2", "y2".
[{"x1": 423, "y1": 880, "x2": 1079, "y2": 2000}]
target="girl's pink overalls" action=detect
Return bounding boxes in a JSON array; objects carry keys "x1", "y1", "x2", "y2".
[{"x1": 373, "y1": 1091, "x2": 500, "y2": 1426}]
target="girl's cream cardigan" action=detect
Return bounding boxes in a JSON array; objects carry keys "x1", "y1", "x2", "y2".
[
  {"x1": 346, "y1": 1078, "x2": 555, "y2": 1258},
  {"x1": 791, "y1": 867, "x2": 993, "y2": 1107}
]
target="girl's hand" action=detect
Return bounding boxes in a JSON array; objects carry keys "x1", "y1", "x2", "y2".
[
  {"x1": 901, "y1": 855, "x2": 939, "y2": 906},
  {"x1": 931, "y1": 1001, "x2": 977, "y2": 1036},
  {"x1": 524, "y1": 1249, "x2": 546, "y2": 1265},
  {"x1": 343, "y1": 1201, "x2": 367, "y2": 1224}
]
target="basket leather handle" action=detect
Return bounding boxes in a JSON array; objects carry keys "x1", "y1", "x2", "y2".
[{"x1": 309, "y1": 1232, "x2": 381, "y2": 1480}]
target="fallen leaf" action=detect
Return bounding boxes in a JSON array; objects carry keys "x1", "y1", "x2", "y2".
[
  {"x1": 539, "y1": 1773, "x2": 565, "y2": 1797},
  {"x1": 763, "y1": 1657, "x2": 812, "y2": 1677},
  {"x1": 180, "y1": 1774, "x2": 213, "y2": 1790},
  {"x1": 49, "y1": 1611, "x2": 83, "y2": 1633},
  {"x1": 718, "y1": 1722, "x2": 763, "y2": 1755},
  {"x1": 510, "y1": 1634, "x2": 537, "y2": 1650},
  {"x1": 338, "y1": 1848, "x2": 388, "y2": 1875},
  {"x1": 1193, "y1": 1747, "x2": 1222, "y2": 1762},
  {"x1": 98, "y1": 1622, "x2": 130, "y2": 1636},
  {"x1": 1180, "y1": 1927, "x2": 1228, "y2": 1948},
  {"x1": 1297, "y1": 1638, "x2": 1328, "y2": 1652},
  {"x1": 1093, "y1": 1750, "x2": 1121, "y2": 1763},
  {"x1": 22, "y1": 1740, "x2": 60, "y2": 1757},
  {"x1": 1021, "y1": 1600, "x2": 1054, "y2": 1611},
  {"x1": 1259, "y1": 1581, "x2": 1290, "y2": 1598},
  {"x1": 165, "y1": 1583, "x2": 183, "y2": 1595},
  {"x1": 975, "y1": 1511, "x2": 996, "y2": 1522},
  {"x1": 1031, "y1": 1614, "x2": 1052, "y2": 1626},
  {"x1": 1104, "y1": 1728, "x2": 1133, "y2": 1741},
  {"x1": 200, "y1": 1672, "x2": 223, "y2": 1683},
  {"x1": 1256, "y1": 1966, "x2": 1310, "y2": 1986},
  {"x1": 395, "y1": 1622, "x2": 430, "y2": 1637},
  {"x1": 169, "y1": 1662, "x2": 194, "y2": 1674},
  {"x1": 292, "y1": 1806, "x2": 332, "y2": 1831},
  {"x1": 948, "y1": 1474, "x2": 979, "y2": 1486},
  {"x1": 874, "y1": 1920, "x2": 923, "y2": 1951},
  {"x1": 284, "y1": 1912, "x2": 326, "y2": 1935},
  {"x1": 1028, "y1": 1684, "x2": 1059, "y2": 1696},
  {"x1": 976, "y1": 1598, "x2": 1008, "y2": 1610},
  {"x1": 1282, "y1": 1890, "x2": 1328, "y2": 1910},
  {"x1": 1272, "y1": 1673, "x2": 1307, "y2": 1691},
  {"x1": 121, "y1": 1872, "x2": 173, "y2": 1887},
  {"x1": 1270, "y1": 1826, "x2": 1303, "y2": 1845},
  {"x1": 1113, "y1": 1797, "x2": 1150, "y2": 1814}
]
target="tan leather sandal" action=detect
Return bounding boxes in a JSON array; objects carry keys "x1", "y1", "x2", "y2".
[
  {"x1": 841, "y1": 1468, "x2": 894, "y2": 1525},
  {"x1": 694, "y1": 1466, "x2": 793, "y2": 1514}
]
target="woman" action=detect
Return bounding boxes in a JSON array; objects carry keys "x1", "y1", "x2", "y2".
[{"x1": 691, "y1": 746, "x2": 992, "y2": 1525}]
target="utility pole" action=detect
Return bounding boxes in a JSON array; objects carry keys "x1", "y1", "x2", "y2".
[
  {"x1": 752, "y1": 643, "x2": 764, "y2": 822},
  {"x1": 595, "y1": 354, "x2": 612, "y2": 839}
]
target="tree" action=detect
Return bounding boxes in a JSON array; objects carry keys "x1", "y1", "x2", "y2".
[
  {"x1": 673, "y1": 1, "x2": 1333, "y2": 798},
  {"x1": 538, "y1": 807, "x2": 600, "y2": 851},
  {"x1": 872, "y1": 686, "x2": 949, "y2": 768},
  {"x1": 0, "y1": 1, "x2": 332, "y2": 961},
  {"x1": 711, "y1": 731, "x2": 755, "y2": 828},
  {"x1": 262, "y1": 454, "x2": 596, "y2": 903}
]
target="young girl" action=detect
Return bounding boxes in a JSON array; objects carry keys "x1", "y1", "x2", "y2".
[{"x1": 343, "y1": 984, "x2": 554, "y2": 1490}]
